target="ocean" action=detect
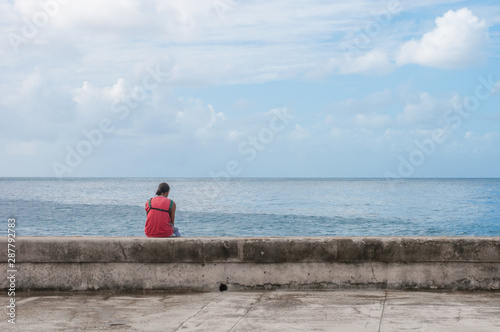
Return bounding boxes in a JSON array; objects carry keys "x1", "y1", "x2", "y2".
[{"x1": 0, "y1": 177, "x2": 499, "y2": 237}]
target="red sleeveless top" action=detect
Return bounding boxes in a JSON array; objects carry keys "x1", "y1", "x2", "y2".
[{"x1": 144, "y1": 196, "x2": 174, "y2": 237}]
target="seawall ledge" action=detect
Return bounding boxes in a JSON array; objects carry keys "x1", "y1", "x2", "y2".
[{"x1": 2, "y1": 236, "x2": 499, "y2": 291}]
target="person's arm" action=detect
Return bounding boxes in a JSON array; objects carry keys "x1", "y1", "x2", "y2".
[{"x1": 170, "y1": 201, "x2": 176, "y2": 225}]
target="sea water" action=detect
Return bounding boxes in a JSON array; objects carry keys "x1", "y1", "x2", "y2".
[{"x1": 0, "y1": 177, "x2": 499, "y2": 237}]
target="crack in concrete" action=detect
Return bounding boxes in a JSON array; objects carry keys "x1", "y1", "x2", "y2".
[
  {"x1": 371, "y1": 262, "x2": 377, "y2": 282},
  {"x1": 118, "y1": 243, "x2": 128, "y2": 261},
  {"x1": 15, "y1": 297, "x2": 40, "y2": 305},
  {"x1": 228, "y1": 292, "x2": 266, "y2": 332},
  {"x1": 378, "y1": 289, "x2": 388, "y2": 332},
  {"x1": 173, "y1": 293, "x2": 221, "y2": 331}
]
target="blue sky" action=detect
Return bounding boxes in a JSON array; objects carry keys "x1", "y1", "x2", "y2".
[{"x1": 1, "y1": 0, "x2": 500, "y2": 178}]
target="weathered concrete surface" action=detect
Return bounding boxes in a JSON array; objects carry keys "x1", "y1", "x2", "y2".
[
  {"x1": 1, "y1": 237, "x2": 499, "y2": 291},
  {"x1": 7, "y1": 237, "x2": 500, "y2": 263},
  {"x1": 0, "y1": 290, "x2": 499, "y2": 331}
]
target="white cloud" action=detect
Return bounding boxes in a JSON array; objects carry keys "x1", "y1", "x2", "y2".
[
  {"x1": 0, "y1": 0, "x2": 416, "y2": 84},
  {"x1": 397, "y1": 92, "x2": 437, "y2": 125},
  {"x1": 289, "y1": 124, "x2": 310, "y2": 140},
  {"x1": 309, "y1": 50, "x2": 393, "y2": 77},
  {"x1": 115, "y1": 93, "x2": 230, "y2": 144},
  {"x1": 174, "y1": 99, "x2": 225, "y2": 135},
  {"x1": 465, "y1": 131, "x2": 500, "y2": 142},
  {"x1": 461, "y1": 131, "x2": 500, "y2": 154},
  {"x1": 355, "y1": 113, "x2": 391, "y2": 128},
  {"x1": 328, "y1": 89, "x2": 393, "y2": 114},
  {"x1": 4, "y1": 140, "x2": 42, "y2": 156},
  {"x1": 3, "y1": 2, "x2": 492, "y2": 86},
  {"x1": 0, "y1": 68, "x2": 76, "y2": 141},
  {"x1": 341, "y1": 50, "x2": 394, "y2": 74},
  {"x1": 395, "y1": 92, "x2": 457, "y2": 127},
  {"x1": 2, "y1": 1, "x2": 500, "y2": 177},
  {"x1": 72, "y1": 79, "x2": 128, "y2": 123},
  {"x1": 396, "y1": 8, "x2": 488, "y2": 69},
  {"x1": 193, "y1": 104, "x2": 226, "y2": 139},
  {"x1": 227, "y1": 130, "x2": 243, "y2": 141},
  {"x1": 20, "y1": 68, "x2": 43, "y2": 94},
  {"x1": 330, "y1": 127, "x2": 350, "y2": 137},
  {"x1": 339, "y1": 49, "x2": 392, "y2": 74}
]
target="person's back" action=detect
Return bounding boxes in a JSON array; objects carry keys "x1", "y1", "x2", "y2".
[
  {"x1": 145, "y1": 196, "x2": 174, "y2": 237},
  {"x1": 144, "y1": 182, "x2": 179, "y2": 237}
]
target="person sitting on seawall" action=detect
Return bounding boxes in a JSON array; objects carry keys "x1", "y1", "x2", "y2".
[{"x1": 145, "y1": 182, "x2": 181, "y2": 237}]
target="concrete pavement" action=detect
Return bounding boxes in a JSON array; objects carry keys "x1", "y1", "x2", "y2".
[{"x1": 2, "y1": 290, "x2": 499, "y2": 331}]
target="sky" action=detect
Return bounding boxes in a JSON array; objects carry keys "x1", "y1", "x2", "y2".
[{"x1": 1, "y1": 0, "x2": 500, "y2": 178}]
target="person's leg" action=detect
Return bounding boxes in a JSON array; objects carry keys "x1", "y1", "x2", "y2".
[{"x1": 170, "y1": 223, "x2": 181, "y2": 237}]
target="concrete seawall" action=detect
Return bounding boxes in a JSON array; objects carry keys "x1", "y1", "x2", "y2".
[{"x1": 1, "y1": 237, "x2": 499, "y2": 291}]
